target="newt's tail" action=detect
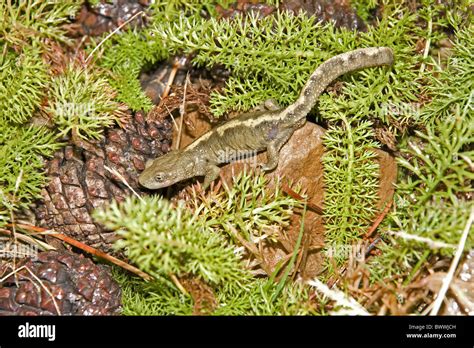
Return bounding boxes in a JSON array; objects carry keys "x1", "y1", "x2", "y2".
[{"x1": 284, "y1": 47, "x2": 394, "y2": 121}]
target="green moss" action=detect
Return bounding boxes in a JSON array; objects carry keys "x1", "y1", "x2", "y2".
[
  {"x1": 369, "y1": 115, "x2": 473, "y2": 281},
  {"x1": 0, "y1": 0, "x2": 80, "y2": 47},
  {"x1": 322, "y1": 115, "x2": 380, "y2": 256},
  {"x1": 88, "y1": 1, "x2": 234, "y2": 112},
  {"x1": 420, "y1": 22, "x2": 473, "y2": 125},
  {"x1": 113, "y1": 267, "x2": 318, "y2": 316},
  {"x1": 0, "y1": 0, "x2": 108, "y2": 219},
  {"x1": 154, "y1": 12, "x2": 336, "y2": 116},
  {"x1": 0, "y1": 0, "x2": 471, "y2": 314},
  {"x1": 107, "y1": 2, "x2": 473, "y2": 303},
  {"x1": 0, "y1": 125, "x2": 61, "y2": 216},
  {"x1": 95, "y1": 195, "x2": 250, "y2": 285},
  {"x1": 0, "y1": 48, "x2": 47, "y2": 124},
  {"x1": 352, "y1": 0, "x2": 378, "y2": 22},
  {"x1": 46, "y1": 64, "x2": 121, "y2": 140}
]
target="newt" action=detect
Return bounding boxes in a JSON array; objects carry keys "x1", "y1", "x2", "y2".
[{"x1": 138, "y1": 47, "x2": 394, "y2": 190}]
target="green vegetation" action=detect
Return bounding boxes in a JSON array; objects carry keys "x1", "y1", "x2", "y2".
[
  {"x1": 0, "y1": 125, "x2": 61, "y2": 221},
  {"x1": 95, "y1": 172, "x2": 317, "y2": 315},
  {"x1": 46, "y1": 64, "x2": 122, "y2": 140},
  {"x1": 0, "y1": 0, "x2": 471, "y2": 315},
  {"x1": 106, "y1": 1, "x2": 471, "y2": 312},
  {"x1": 88, "y1": 1, "x2": 234, "y2": 111},
  {"x1": 0, "y1": 0, "x2": 123, "y2": 215},
  {"x1": 115, "y1": 269, "x2": 319, "y2": 315},
  {"x1": 95, "y1": 195, "x2": 251, "y2": 285},
  {"x1": 89, "y1": 27, "x2": 166, "y2": 112},
  {"x1": 0, "y1": 0, "x2": 80, "y2": 47},
  {"x1": 0, "y1": 48, "x2": 47, "y2": 124}
]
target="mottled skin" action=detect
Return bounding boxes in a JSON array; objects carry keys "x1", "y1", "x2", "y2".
[{"x1": 139, "y1": 47, "x2": 394, "y2": 189}]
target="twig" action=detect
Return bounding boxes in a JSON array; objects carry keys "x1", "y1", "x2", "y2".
[
  {"x1": 0, "y1": 264, "x2": 25, "y2": 282},
  {"x1": 11, "y1": 169, "x2": 23, "y2": 285},
  {"x1": 175, "y1": 74, "x2": 189, "y2": 150},
  {"x1": 161, "y1": 62, "x2": 179, "y2": 100},
  {"x1": 430, "y1": 206, "x2": 473, "y2": 315},
  {"x1": 170, "y1": 273, "x2": 188, "y2": 296},
  {"x1": 0, "y1": 227, "x2": 55, "y2": 251},
  {"x1": 164, "y1": 104, "x2": 179, "y2": 130},
  {"x1": 365, "y1": 199, "x2": 393, "y2": 238},
  {"x1": 281, "y1": 181, "x2": 323, "y2": 215},
  {"x1": 10, "y1": 223, "x2": 152, "y2": 281}
]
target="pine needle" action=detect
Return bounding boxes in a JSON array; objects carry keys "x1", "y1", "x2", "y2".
[
  {"x1": 430, "y1": 206, "x2": 474, "y2": 315},
  {"x1": 307, "y1": 278, "x2": 369, "y2": 316},
  {"x1": 85, "y1": 11, "x2": 145, "y2": 65}
]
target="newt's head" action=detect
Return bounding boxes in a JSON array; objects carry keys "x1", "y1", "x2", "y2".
[{"x1": 138, "y1": 150, "x2": 193, "y2": 189}]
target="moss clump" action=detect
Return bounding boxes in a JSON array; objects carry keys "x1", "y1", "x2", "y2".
[
  {"x1": 46, "y1": 64, "x2": 122, "y2": 140},
  {"x1": 0, "y1": 125, "x2": 61, "y2": 217},
  {"x1": 0, "y1": 1, "x2": 120, "y2": 217},
  {"x1": 0, "y1": 48, "x2": 47, "y2": 124},
  {"x1": 95, "y1": 195, "x2": 250, "y2": 285},
  {"x1": 0, "y1": 0, "x2": 80, "y2": 47}
]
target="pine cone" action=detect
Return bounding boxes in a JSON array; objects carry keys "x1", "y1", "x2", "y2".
[
  {"x1": 35, "y1": 111, "x2": 172, "y2": 253},
  {"x1": 217, "y1": 0, "x2": 366, "y2": 31},
  {"x1": 0, "y1": 251, "x2": 121, "y2": 315},
  {"x1": 280, "y1": 0, "x2": 367, "y2": 30},
  {"x1": 69, "y1": 0, "x2": 147, "y2": 37}
]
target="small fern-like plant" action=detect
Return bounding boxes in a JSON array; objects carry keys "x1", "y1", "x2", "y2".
[
  {"x1": 0, "y1": 48, "x2": 47, "y2": 124},
  {"x1": 46, "y1": 64, "x2": 122, "y2": 140},
  {"x1": 0, "y1": 0, "x2": 80, "y2": 47},
  {"x1": 95, "y1": 195, "x2": 251, "y2": 285},
  {"x1": 0, "y1": 125, "x2": 61, "y2": 216}
]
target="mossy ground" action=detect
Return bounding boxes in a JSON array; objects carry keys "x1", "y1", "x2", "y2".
[{"x1": 0, "y1": 0, "x2": 472, "y2": 315}]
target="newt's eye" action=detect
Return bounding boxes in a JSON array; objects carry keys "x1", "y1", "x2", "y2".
[{"x1": 155, "y1": 173, "x2": 164, "y2": 182}]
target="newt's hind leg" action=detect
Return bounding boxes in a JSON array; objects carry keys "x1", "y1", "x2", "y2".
[
  {"x1": 202, "y1": 163, "x2": 221, "y2": 189},
  {"x1": 261, "y1": 128, "x2": 295, "y2": 171}
]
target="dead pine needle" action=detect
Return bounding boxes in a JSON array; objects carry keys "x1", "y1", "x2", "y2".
[
  {"x1": 307, "y1": 278, "x2": 370, "y2": 316},
  {"x1": 85, "y1": 11, "x2": 145, "y2": 65},
  {"x1": 11, "y1": 223, "x2": 152, "y2": 281},
  {"x1": 430, "y1": 206, "x2": 474, "y2": 315},
  {"x1": 104, "y1": 165, "x2": 144, "y2": 202},
  {"x1": 175, "y1": 74, "x2": 190, "y2": 150}
]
